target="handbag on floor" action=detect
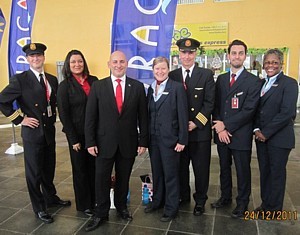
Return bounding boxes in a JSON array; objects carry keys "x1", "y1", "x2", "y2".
[{"x1": 140, "y1": 174, "x2": 153, "y2": 203}]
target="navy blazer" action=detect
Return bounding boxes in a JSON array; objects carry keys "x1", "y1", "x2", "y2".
[
  {"x1": 169, "y1": 67, "x2": 215, "y2": 142},
  {"x1": 0, "y1": 70, "x2": 58, "y2": 144},
  {"x1": 213, "y1": 69, "x2": 262, "y2": 150},
  {"x1": 147, "y1": 79, "x2": 189, "y2": 148},
  {"x1": 85, "y1": 76, "x2": 148, "y2": 158},
  {"x1": 254, "y1": 72, "x2": 298, "y2": 149}
]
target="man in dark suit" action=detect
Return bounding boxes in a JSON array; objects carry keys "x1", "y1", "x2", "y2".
[
  {"x1": 211, "y1": 39, "x2": 261, "y2": 218},
  {"x1": 0, "y1": 43, "x2": 71, "y2": 224},
  {"x1": 84, "y1": 51, "x2": 148, "y2": 232},
  {"x1": 254, "y1": 49, "x2": 298, "y2": 214},
  {"x1": 169, "y1": 38, "x2": 215, "y2": 216}
]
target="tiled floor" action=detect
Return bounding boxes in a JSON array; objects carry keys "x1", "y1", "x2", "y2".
[{"x1": 0, "y1": 114, "x2": 299, "y2": 234}]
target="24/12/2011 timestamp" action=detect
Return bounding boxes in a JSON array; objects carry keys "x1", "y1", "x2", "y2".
[{"x1": 244, "y1": 210, "x2": 298, "y2": 221}]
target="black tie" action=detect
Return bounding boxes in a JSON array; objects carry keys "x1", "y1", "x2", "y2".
[
  {"x1": 39, "y1": 74, "x2": 47, "y2": 99},
  {"x1": 185, "y1": 69, "x2": 191, "y2": 85},
  {"x1": 39, "y1": 74, "x2": 46, "y2": 90}
]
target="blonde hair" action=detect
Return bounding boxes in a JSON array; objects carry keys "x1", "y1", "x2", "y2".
[{"x1": 152, "y1": 56, "x2": 170, "y2": 69}]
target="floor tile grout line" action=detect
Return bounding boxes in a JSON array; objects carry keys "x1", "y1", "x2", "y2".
[
  {"x1": 124, "y1": 223, "x2": 171, "y2": 234},
  {"x1": 131, "y1": 152, "x2": 149, "y2": 173},
  {"x1": 211, "y1": 169, "x2": 221, "y2": 235},
  {"x1": 0, "y1": 228, "x2": 25, "y2": 234},
  {"x1": 0, "y1": 203, "x2": 32, "y2": 211},
  {"x1": 167, "y1": 229, "x2": 203, "y2": 235},
  {"x1": 119, "y1": 204, "x2": 141, "y2": 234},
  {"x1": 0, "y1": 190, "x2": 19, "y2": 203},
  {"x1": 74, "y1": 216, "x2": 91, "y2": 235},
  {"x1": 211, "y1": 208, "x2": 216, "y2": 235},
  {"x1": 0, "y1": 208, "x2": 23, "y2": 226}
]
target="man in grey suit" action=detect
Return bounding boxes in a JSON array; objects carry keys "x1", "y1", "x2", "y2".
[
  {"x1": 212, "y1": 39, "x2": 262, "y2": 218},
  {"x1": 85, "y1": 51, "x2": 148, "y2": 232},
  {"x1": 0, "y1": 43, "x2": 71, "y2": 224}
]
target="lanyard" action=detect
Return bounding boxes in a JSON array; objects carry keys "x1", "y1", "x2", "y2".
[{"x1": 44, "y1": 76, "x2": 51, "y2": 103}]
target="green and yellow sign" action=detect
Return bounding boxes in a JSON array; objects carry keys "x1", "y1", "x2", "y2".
[{"x1": 172, "y1": 22, "x2": 228, "y2": 50}]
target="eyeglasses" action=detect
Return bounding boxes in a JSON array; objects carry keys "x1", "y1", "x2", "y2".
[{"x1": 263, "y1": 61, "x2": 280, "y2": 66}]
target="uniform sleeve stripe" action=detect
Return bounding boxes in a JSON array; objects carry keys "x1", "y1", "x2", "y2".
[
  {"x1": 7, "y1": 111, "x2": 20, "y2": 121},
  {"x1": 196, "y1": 112, "x2": 208, "y2": 126},
  {"x1": 17, "y1": 108, "x2": 23, "y2": 116},
  {"x1": 7, "y1": 109, "x2": 23, "y2": 122}
]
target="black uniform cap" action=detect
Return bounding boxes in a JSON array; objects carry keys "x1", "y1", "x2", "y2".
[
  {"x1": 22, "y1": 43, "x2": 47, "y2": 56},
  {"x1": 176, "y1": 38, "x2": 200, "y2": 52}
]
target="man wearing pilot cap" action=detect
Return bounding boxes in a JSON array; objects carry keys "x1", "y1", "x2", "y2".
[
  {"x1": 22, "y1": 42, "x2": 47, "y2": 55},
  {"x1": 0, "y1": 42, "x2": 71, "y2": 224},
  {"x1": 176, "y1": 38, "x2": 200, "y2": 52},
  {"x1": 169, "y1": 38, "x2": 215, "y2": 216}
]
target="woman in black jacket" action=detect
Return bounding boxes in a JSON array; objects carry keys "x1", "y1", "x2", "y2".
[{"x1": 57, "y1": 50, "x2": 98, "y2": 216}]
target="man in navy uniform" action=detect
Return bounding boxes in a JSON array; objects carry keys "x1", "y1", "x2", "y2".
[
  {"x1": 169, "y1": 38, "x2": 215, "y2": 216},
  {"x1": 0, "y1": 43, "x2": 71, "y2": 223},
  {"x1": 212, "y1": 39, "x2": 261, "y2": 218}
]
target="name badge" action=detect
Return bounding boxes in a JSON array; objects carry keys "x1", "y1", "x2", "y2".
[
  {"x1": 231, "y1": 97, "x2": 239, "y2": 109},
  {"x1": 47, "y1": 104, "x2": 52, "y2": 117}
]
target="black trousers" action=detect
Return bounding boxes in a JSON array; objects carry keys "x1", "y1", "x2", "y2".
[
  {"x1": 94, "y1": 147, "x2": 135, "y2": 218},
  {"x1": 23, "y1": 139, "x2": 58, "y2": 213},
  {"x1": 179, "y1": 141, "x2": 211, "y2": 205},
  {"x1": 149, "y1": 135, "x2": 180, "y2": 217},
  {"x1": 67, "y1": 135, "x2": 95, "y2": 211},
  {"x1": 217, "y1": 145, "x2": 251, "y2": 207},
  {"x1": 256, "y1": 142, "x2": 290, "y2": 211}
]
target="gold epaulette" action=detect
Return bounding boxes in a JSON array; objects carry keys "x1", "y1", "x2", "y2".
[{"x1": 196, "y1": 112, "x2": 208, "y2": 126}]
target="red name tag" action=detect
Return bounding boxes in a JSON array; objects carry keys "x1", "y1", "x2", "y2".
[{"x1": 231, "y1": 97, "x2": 239, "y2": 109}]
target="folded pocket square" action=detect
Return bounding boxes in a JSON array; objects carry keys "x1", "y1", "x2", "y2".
[
  {"x1": 195, "y1": 88, "x2": 203, "y2": 90},
  {"x1": 162, "y1": 92, "x2": 169, "y2": 95}
]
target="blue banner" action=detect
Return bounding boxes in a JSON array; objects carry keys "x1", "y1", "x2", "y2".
[
  {"x1": 8, "y1": 0, "x2": 36, "y2": 77},
  {"x1": 0, "y1": 8, "x2": 6, "y2": 47},
  {"x1": 111, "y1": 0, "x2": 177, "y2": 85}
]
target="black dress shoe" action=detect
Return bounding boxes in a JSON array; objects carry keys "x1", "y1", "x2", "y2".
[
  {"x1": 85, "y1": 216, "x2": 108, "y2": 232},
  {"x1": 83, "y1": 209, "x2": 94, "y2": 217},
  {"x1": 117, "y1": 209, "x2": 133, "y2": 221},
  {"x1": 48, "y1": 199, "x2": 71, "y2": 207},
  {"x1": 144, "y1": 203, "x2": 160, "y2": 213},
  {"x1": 211, "y1": 197, "x2": 232, "y2": 208},
  {"x1": 254, "y1": 206, "x2": 266, "y2": 220},
  {"x1": 231, "y1": 205, "x2": 247, "y2": 218},
  {"x1": 36, "y1": 211, "x2": 53, "y2": 224},
  {"x1": 193, "y1": 204, "x2": 205, "y2": 216},
  {"x1": 160, "y1": 214, "x2": 175, "y2": 222},
  {"x1": 254, "y1": 205, "x2": 264, "y2": 213}
]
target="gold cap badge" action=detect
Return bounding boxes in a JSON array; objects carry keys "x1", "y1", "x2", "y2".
[
  {"x1": 185, "y1": 40, "x2": 191, "y2": 47},
  {"x1": 30, "y1": 43, "x2": 36, "y2": 50}
]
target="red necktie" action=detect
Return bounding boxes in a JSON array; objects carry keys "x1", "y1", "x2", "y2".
[
  {"x1": 115, "y1": 79, "x2": 123, "y2": 113},
  {"x1": 230, "y1": 73, "x2": 236, "y2": 87}
]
